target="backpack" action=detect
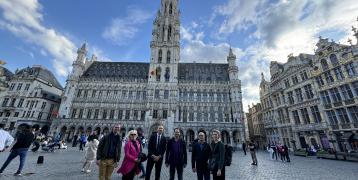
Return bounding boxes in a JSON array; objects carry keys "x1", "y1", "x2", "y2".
[{"x1": 224, "y1": 145, "x2": 233, "y2": 166}]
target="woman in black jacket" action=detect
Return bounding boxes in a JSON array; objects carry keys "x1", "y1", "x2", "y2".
[{"x1": 210, "y1": 130, "x2": 225, "y2": 180}]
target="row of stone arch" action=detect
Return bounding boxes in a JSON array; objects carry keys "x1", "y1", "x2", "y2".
[{"x1": 57, "y1": 125, "x2": 241, "y2": 145}]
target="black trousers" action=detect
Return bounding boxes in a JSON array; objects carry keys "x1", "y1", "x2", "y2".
[
  {"x1": 243, "y1": 148, "x2": 246, "y2": 155},
  {"x1": 212, "y1": 167, "x2": 225, "y2": 180},
  {"x1": 145, "y1": 158, "x2": 163, "y2": 180},
  {"x1": 272, "y1": 151, "x2": 277, "y2": 160},
  {"x1": 122, "y1": 168, "x2": 136, "y2": 180},
  {"x1": 169, "y1": 164, "x2": 183, "y2": 180},
  {"x1": 197, "y1": 167, "x2": 210, "y2": 180}
]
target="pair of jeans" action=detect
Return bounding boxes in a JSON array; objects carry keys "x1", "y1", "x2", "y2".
[
  {"x1": 197, "y1": 168, "x2": 210, "y2": 180},
  {"x1": 0, "y1": 148, "x2": 28, "y2": 173},
  {"x1": 250, "y1": 151, "x2": 258, "y2": 164},
  {"x1": 99, "y1": 159, "x2": 115, "y2": 180},
  {"x1": 169, "y1": 164, "x2": 183, "y2": 180}
]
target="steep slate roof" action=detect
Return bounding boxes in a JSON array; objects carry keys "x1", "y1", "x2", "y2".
[
  {"x1": 81, "y1": 61, "x2": 230, "y2": 82},
  {"x1": 178, "y1": 63, "x2": 229, "y2": 82},
  {"x1": 81, "y1": 61, "x2": 149, "y2": 80},
  {"x1": 14, "y1": 66, "x2": 63, "y2": 89}
]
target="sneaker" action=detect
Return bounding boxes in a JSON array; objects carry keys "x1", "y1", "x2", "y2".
[
  {"x1": 14, "y1": 172, "x2": 22, "y2": 176},
  {"x1": 251, "y1": 163, "x2": 255, "y2": 165},
  {"x1": 0, "y1": 171, "x2": 3, "y2": 175},
  {"x1": 85, "y1": 170, "x2": 91, "y2": 173},
  {"x1": 81, "y1": 168, "x2": 85, "y2": 172}
]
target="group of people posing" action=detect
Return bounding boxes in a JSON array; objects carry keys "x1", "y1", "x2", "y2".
[{"x1": 94, "y1": 124, "x2": 228, "y2": 180}]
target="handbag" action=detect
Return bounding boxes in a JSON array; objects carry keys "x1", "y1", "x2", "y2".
[{"x1": 138, "y1": 152, "x2": 148, "y2": 162}]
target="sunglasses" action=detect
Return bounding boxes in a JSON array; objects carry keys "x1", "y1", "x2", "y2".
[{"x1": 130, "y1": 134, "x2": 137, "y2": 136}]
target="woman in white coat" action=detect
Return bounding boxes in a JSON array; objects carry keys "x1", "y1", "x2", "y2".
[{"x1": 81, "y1": 135, "x2": 99, "y2": 173}]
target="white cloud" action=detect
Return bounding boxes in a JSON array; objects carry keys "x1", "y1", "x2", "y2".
[
  {"x1": 102, "y1": 6, "x2": 152, "y2": 45},
  {"x1": 0, "y1": 0, "x2": 76, "y2": 77},
  {"x1": 211, "y1": 0, "x2": 358, "y2": 111},
  {"x1": 180, "y1": 25, "x2": 243, "y2": 63},
  {"x1": 91, "y1": 46, "x2": 113, "y2": 62}
]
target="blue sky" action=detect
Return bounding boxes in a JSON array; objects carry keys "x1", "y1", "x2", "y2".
[{"x1": 0, "y1": 0, "x2": 358, "y2": 111}]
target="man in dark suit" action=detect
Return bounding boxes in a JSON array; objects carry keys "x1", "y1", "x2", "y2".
[
  {"x1": 192, "y1": 132, "x2": 211, "y2": 180},
  {"x1": 165, "y1": 128, "x2": 187, "y2": 180},
  {"x1": 145, "y1": 125, "x2": 167, "y2": 180}
]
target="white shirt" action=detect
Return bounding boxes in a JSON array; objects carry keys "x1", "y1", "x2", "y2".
[{"x1": 0, "y1": 129, "x2": 14, "y2": 151}]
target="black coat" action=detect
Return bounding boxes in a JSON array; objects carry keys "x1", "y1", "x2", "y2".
[
  {"x1": 148, "y1": 133, "x2": 167, "y2": 158},
  {"x1": 165, "y1": 138, "x2": 187, "y2": 166},
  {"x1": 191, "y1": 141, "x2": 212, "y2": 170}
]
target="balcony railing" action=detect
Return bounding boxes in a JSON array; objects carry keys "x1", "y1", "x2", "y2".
[
  {"x1": 344, "y1": 99, "x2": 355, "y2": 105},
  {"x1": 324, "y1": 104, "x2": 332, "y2": 109},
  {"x1": 333, "y1": 102, "x2": 343, "y2": 107},
  {"x1": 331, "y1": 124, "x2": 339, "y2": 130},
  {"x1": 341, "y1": 123, "x2": 351, "y2": 129}
]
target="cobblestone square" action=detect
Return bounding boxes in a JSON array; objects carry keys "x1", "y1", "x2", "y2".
[{"x1": 0, "y1": 147, "x2": 357, "y2": 180}]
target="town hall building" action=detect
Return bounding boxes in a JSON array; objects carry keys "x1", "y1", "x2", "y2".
[{"x1": 51, "y1": 0, "x2": 245, "y2": 145}]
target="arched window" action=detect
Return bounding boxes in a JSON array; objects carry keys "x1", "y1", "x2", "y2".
[
  {"x1": 321, "y1": 59, "x2": 329, "y2": 71},
  {"x1": 329, "y1": 54, "x2": 339, "y2": 67},
  {"x1": 158, "y1": 50, "x2": 162, "y2": 63},
  {"x1": 167, "y1": 50, "x2": 171, "y2": 63},
  {"x1": 169, "y1": 3, "x2": 173, "y2": 14},
  {"x1": 162, "y1": 26, "x2": 165, "y2": 41},
  {"x1": 156, "y1": 67, "x2": 161, "y2": 82},
  {"x1": 168, "y1": 26, "x2": 172, "y2": 41},
  {"x1": 165, "y1": 67, "x2": 170, "y2": 82}
]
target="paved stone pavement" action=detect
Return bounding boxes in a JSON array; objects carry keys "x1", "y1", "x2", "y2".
[{"x1": 0, "y1": 147, "x2": 357, "y2": 180}]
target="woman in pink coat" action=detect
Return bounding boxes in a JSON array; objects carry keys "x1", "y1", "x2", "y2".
[{"x1": 118, "y1": 130, "x2": 141, "y2": 180}]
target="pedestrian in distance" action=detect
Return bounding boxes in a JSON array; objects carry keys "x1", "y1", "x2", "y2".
[
  {"x1": 145, "y1": 124, "x2": 167, "y2": 180},
  {"x1": 283, "y1": 144, "x2": 290, "y2": 162},
  {"x1": 82, "y1": 135, "x2": 99, "y2": 173},
  {"x1": 209, "y1": 129, "x2": 225, "y2": 180},
  {"x1": 0, "y1": 123, "x2": 14, "y2": 153},
  {"x1": 242, "y1": 141, "x2": 247, "y2": 155},
  {"x1": 96, "y1": 124, "x2": 122, "y2": 180},
  {"x1": 72, "y1": 134, "x2": 78, "y2": 147},
  {"x1": 165, "y1": 128, "x2": 187, "y2": 180},
  {"x1": 249, "y1": 140, "x2": 258, "y2": 165},
  {"x1": 271, "y1": 143, "x2": 278, "y2": 160},
  {"x1": 118, "y1": 130, "x2": 141, "y2": 180},
  {"x1": 79, "y1": 133, "x2": 87, "y2": 151},
  {"x1": 0, "y1": 124, "x2": 34, "y2": 176},
  {"x1": 192, "y1": 131, "x2": 212, "y2": 180}
]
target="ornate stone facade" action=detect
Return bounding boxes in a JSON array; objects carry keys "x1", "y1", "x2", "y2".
[
  {"x1": 257, "y1": 22, "x2": 358, "y2": 152},
  {"x1": 51, "y1": 0, "x2": 245, "y2": 146},
  {"x1": 247, "y1": 103, "x2": 265, "y2": 149},
  {"x1": 0, "y1": 65, "x2": 62, "y2": 134}
]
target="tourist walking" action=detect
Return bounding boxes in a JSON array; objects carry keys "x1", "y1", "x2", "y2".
[
  {"x1": 249, "y1": 140, "x2": 258, "y2": 165},
  {"x1": 209, "y1": 129, "x2": 225, "y2": 180},
  {"x1": 192, "y1": 132, "x2": 211, "y2": 180},
  {"x1": 165, "y1": 128, "x2": 187, "y2": 180},
  {"x1": 271, "y1": 143, "x2": 278, "y2": 160},
  {"x1": 96, "y1": 124, "x2": 122, "y2": 180},
  {"x1": 72, "y1": 134, "x2": 78, "y2": 147},
  {"x1": 283, "y1": 144, "x2": 290, "y2": 162},
  {"x1": 79, "y1": 134, "x2": 87, "y2": 151},
  {"x1": 242, "y1": 141, "x2": 247, "y2": 155},
  {"x1": 0, "y1": 124, "x2": 34, "y2": 176},
  {"x1": 0, "y1": 123, "x2": 14, "y2": 152},
  {"x1": 118, "y1": 130, "x2": 141, "y2": 180},
  {"x1": 145, "y1": 125, "x2": 167, "y2": 180},
  {"x1": 82, "y1": 135, "x2": 99, "y2": 173}
]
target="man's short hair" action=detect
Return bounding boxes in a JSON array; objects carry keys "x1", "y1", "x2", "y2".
[{"x1": 0, "y1": 123, "x2": 5, "y2": 129}]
